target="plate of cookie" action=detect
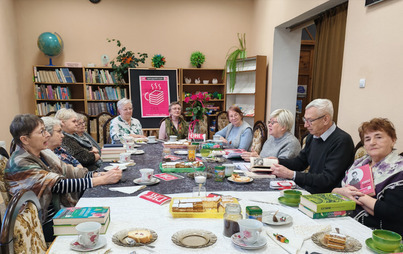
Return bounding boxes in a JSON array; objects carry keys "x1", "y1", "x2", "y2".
[
  {"x1": 227, "y1": 174, "x2": 253, "y2": 184},
  {"x1": 312, "y1": 231, "x2": 361, "y2": 252},
  {"x1": 112, "y1": 228, "x2": 158, "y2": 247}
]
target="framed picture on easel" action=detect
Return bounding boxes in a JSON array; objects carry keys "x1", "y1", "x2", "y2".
[{"x1": 129, "y1": 68, "x2": 178, "y2": 128}]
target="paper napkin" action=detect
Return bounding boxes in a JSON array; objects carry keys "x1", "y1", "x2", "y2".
[{"x1": 109, "y1": 185, "x2": 146, "y2": 194}]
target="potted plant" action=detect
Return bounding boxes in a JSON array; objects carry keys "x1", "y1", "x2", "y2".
[
  {"x1": 226, "y1": 33, "x2": 246, "y2": 92},
  {"x1": 107, "y1": 38, "x2": 148, "y2": 82},
  {"x1": 151, "y1": 54, "x2": 166, "y2": 68},
  {"x1": 190, "y1": 51, "x2": 206, "y2": 68}
]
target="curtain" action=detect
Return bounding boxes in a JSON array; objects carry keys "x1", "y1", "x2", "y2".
[{"x1": 311, "y1": 2, "x2": 348, "y2": 122}]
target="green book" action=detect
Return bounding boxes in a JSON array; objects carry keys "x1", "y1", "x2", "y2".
[
  {"x1": 299, "y1": 193, "x2": 356, "y2": 213},
  {"x1": 298, "y1": 204, "x2": 353, "y2": 219},
  {"x1": 52, "y1": 206, "x2": 110, "y2": 225},
  {"x1": 53, "y1": 215, "x2": 110, "y2": 236}
]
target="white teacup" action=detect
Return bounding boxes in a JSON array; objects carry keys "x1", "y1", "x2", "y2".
[
  {"x1": 122, "y1": 136, "x2": 135, "y2": 144},
  {"x1": 238, "y1": 219, "x2": 263, "y2": 245},
  {"x1": 75, "y1": 221, "x2": 101, "y2": 248},
  {"x1": 125, "y1": 142, "x2": 136, "y2": 151},
  {"x1": 223, "y1": 164, "x2": 235, "y2": 177},
  {"x1": 140, "y1": 168, "x2": 154, "y2": 182},
  {"x1": 203, "y1": 80, "x2": 209, "y2": 84},
  {"x1": 119, "y1": 152, "x2": 131, "y2": 163},
  {"x1": 169, "y1": 135, "x2": 177, "y2": 142},
  {"x1": 148, "y1": 136, "x2": 156, "y2": 143},
  {"x1": 213, "y1": 135, "x2": 221, "y2": 141}
]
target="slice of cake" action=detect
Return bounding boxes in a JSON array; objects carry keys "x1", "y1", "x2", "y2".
[
  {"x1": 128, "y1": 229, "x2": 152, "y2": 243},
  {"x1": 323, "y1": 232, "x2": 346, "y2": 250}
]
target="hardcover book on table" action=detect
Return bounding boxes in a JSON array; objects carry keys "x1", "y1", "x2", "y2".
[
  {"x1": 298, "y1": 204, "x2": 353, "y2": 219},
  {"x1": 345, "y1": 164, "x2": 375, "y2": 196},
  {"x1": 53, "y1": 215, "x2": 110, "y2": 236},
  {"x1": 52, "y1": 206, "x2": 110, "y2": 225},
  {"x1": 299, "y1": 193, "x2": 356, "y2": 213}
]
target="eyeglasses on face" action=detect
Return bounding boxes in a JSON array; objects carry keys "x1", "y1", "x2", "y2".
[
  {"x1": 121, "y1": 108, "x2": 133, "y2": 112},
  {"x1": 268, "y1": 120, "x2": 278, "y2": 125},
  {"x1": 25, "y1": 128, "x2": 48, "y2": 137},
  {"x1": 302, "y1": 115, "x2": 325, "y2": 125}
]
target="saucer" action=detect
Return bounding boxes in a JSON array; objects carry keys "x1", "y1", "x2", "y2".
[
  {"x1": 365, "y1": 238, "x2": 403, "y2": 254},
  {"x1": 231, "y1": 233, "x2": 267, "y2": 250},
  {"x1": 104, "y1": 165, "x2": 127, "y2": 171},
  {"x1": 118, "y1": 159, "x2": 134, "y2": 164},
  {"x1": 262, "y1": 211, "x2": 293, "y2": 225},
  {"x1": 147, "y1": 140, "x2": 158, "y2": 144},
  {"x1": 133, "y1": 177, "x2": 160, "y2": 185},
  {"x1": 278, "y1": 197, "x2": 299, "y2": 207},
  {"x1": 131, "y1": 150, "x2": 145, "y2": 155},
  {"x1": 70, "y1": 235, "x2": 107, "y2": 252}
]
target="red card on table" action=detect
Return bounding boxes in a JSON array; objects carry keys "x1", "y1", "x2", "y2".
[
  {"x1": 139, "y1": 191, "x2": 171, "y2": 205},
  {"x1": 153, "y1": 173, "x2": 179, "y2": 181}
]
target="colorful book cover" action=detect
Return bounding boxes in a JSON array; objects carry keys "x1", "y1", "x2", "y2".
[
  {"x1": 139, "y1": 191, "x2": 171, "y2": 205},
  {"x1": 300, "y1": 193, "x2": 356, "y2": 213},
  {"x1": 52, "y1": 206, "x2": 110, "y2": 225},
  {"x1": 298, "y1": 204, "x2": 353, "y2": 219},
  {"x1": 53, "y1": 215, "x2": 110, "y2": 235},
  {"x1": 61, "y1": 68, "x2": 73, "y2": 83},
  {"x1": 153, "y1": 173, "x2": 179, "y2": 181},
  {"x1": 346, "y1": 164, "x2": 375, "y2": 196}
]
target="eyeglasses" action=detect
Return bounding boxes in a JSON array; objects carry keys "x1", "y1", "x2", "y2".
[
  {"x1": 121, "y1": 108, "x2": 133, "y2": 112},
  {"x1": 302, "y1": 115, "x2": 325, "y2": 125},
  {"x1": 268, "y1": 120, "x2": 278, "y2": 125},
  {"x1": 24, "y1": 128, "x2": 48, "y2": 137},
  {"x1": 78, "y1": 121, "x2": 86, "y2": 126}
]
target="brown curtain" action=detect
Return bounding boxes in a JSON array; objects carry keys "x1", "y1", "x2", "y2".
[{"x1": 311, "y1": 2, "x2": 348, "y2": 122}]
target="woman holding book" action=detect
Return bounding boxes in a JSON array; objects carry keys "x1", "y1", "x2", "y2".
[
  {"x1": 215, "y1": 105, "x2": 253, "y2": 150},
  {"x1": 332, "y1": 118, "x2": 403, "y2": 235},
  {"x1": 5, "y1": 114, "x2": 122, "y2": 241},
  {"x1": 110, "y1": 98, "x2": 146, "y2": 143},
  {"x1": 158, "y1": 101, "x2": 188, "y2": 140},
  {"x1": 241, "y1": 109, "x2": 301, "y2": 161}
]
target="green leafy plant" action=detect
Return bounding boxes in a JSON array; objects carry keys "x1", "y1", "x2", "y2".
[
  {"x1": 190, "y1": 51, "x2": 206, "y2": 68},
  {"x1": 226, "y1": 33, "x2": 246, "y2": 92},
  {"x1": 107, "y1": 38, "x2": 148, "y2": 82},
  {"x1": 184, "y1": 92, "x2": 210, "y2": 121},
  {"x1": 151, "y1": 54, "x2": 166, "y2": 68}
]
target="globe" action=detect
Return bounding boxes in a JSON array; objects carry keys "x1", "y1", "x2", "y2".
[{"x1": 37, "y1": 32, "x2": 63, "y2": 65}]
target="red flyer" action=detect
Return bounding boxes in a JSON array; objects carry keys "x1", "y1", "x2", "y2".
[
  {"x1": 164, "y1": 155, "x2": 182, "y2": 161},
  {"x1": 153, "y1": 173, "x2": 179, "y2": 181},
  {"x1": 346, "y1": 164, "x2": 375, "y2": 196},
  {"x1": 139, "y1": 191, "x2": 171, "y2": 205}
]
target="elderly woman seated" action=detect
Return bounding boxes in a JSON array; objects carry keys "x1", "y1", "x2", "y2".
[
  {"x1": 332, "y1": 118, "x2": 403, "y2": 235},
  {"x1": 215, "y1": 105, "x2": 253, "y2": 150},
  {"x1": 55, "y1": 108, "x2": 101, "y2": 171},
  {"x1": 242, "y1": 109, "x2": 301, "y2": 161},
  {"x1": 76, "y1": 113, "x2": 102, "y2": 153},
  {"x1": 110, "y1": 98, "x2": 146, "y2": 143},
  {"x1": 159, "y1": 101, "x2": 188, "y2": 140},
  {"x1": 5, "y1": 114, "x2": 122, "y2": 241},
  {"x1": 42, "y1": 116, "x2": 83, "y2": 168}
]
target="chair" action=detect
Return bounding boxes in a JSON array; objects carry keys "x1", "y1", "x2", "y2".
[
  {"x1": 250, "y1": 121, "x2": 267, "y2": 154},
  {"x1": 199, "y1": 114, "x2": 209, "y2": 136},
  {"x1": 215, "y1": 111, "x2": 229, "y2": 131},
  {"x1": 0, "y1": 190, "x2": 47, "y2": 254},
  {"x1": 354, "y1": 141, "x2": 367, "y2": 160},
  {"x1": 77, "y1": 111, "x2": 91, "y2": 134},
  {"x1": 45, "y1": 111, "x2": 56, "y2": 117},
  {"x1": 95, "y1": 112, "x2": 113, "y2": 145},
  {"x1": 102, "y1": 118, "x2": 114, "y2": 145},
  {"x1": 0, "y1": 153, "x2": 10, "y2": 208}
]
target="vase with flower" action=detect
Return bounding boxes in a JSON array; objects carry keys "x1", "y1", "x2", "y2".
[{"x1": 184, "y1": 92, "x2": 210, "y2": 137}]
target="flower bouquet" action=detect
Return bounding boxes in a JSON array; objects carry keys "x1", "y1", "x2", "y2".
[{"x1": 184, "y1": 92, "x2": 210, "y2": 139}]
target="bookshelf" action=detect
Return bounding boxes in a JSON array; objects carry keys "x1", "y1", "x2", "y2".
[
  {"x1": 225, "y1": 55, "x2": 267, "y2": 126},
  {"x1": 33, "y1": 66, "x2": 129, "y2": 117}
]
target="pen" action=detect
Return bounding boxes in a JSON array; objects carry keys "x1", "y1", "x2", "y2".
[{"x1": 274, "y1": 233, "x2": 289, "y2": 243}]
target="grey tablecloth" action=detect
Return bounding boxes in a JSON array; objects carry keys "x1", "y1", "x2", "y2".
[{"x1": 83, "y1": 143, "x2": 282, "y2": 198}]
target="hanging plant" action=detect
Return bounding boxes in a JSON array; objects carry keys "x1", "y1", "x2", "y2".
[
  {"x1": 151, "y1": 54, "x2": 166, "y2": 68},
  {"x1": 225, "y1": 33, "x2": 247, "y2": 92},
  {"x1": 190, "y1": 51, "x2": 205, "y2": 68},
  {"x1": 107, "y1": 38, "x2": 148, "y2": 82}
]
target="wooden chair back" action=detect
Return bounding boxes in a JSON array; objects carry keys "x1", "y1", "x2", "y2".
[
  {"x1": 45, "y1": 111, "x2": 56, "y2": 117},
  {"x1": 96, "y1": 112, "x2": 113, "y2": 145},
  {"x1": 250, "y1": 121, "x2": 267, "y2": 154},
  {"x1": 0, "y1": 152, "x2": 10, "y2": 208},
  {"x1": 215, "y1": 111, "x2": 229, "y2": 131},
  {"x1": 102, "y1": 118, "x2": 114, "y2": 145}
]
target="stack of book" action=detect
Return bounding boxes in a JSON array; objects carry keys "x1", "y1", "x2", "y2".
[
  {"x1": 101, "y1": 144, "x2": 125, "y2": 161},
  {"x1": 298, "y1": 193, "x2": 356, "y2": 219},
  {"x1": 52, "y1": 206, "x2": 110, "y2": 235}
]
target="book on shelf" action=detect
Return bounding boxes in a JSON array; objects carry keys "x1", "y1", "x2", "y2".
[
  {"x1": 61, "y1": 68, "x2": 73, "y2": 83},
  {"x1": 300, "y1": 193, "x2": 356, "y2": 213},
  {"x1": 53, "y1": 215, "x2": 110, "y2": 236},
  {"x1": 345, "y1": 164, "x2": 375, "y2": 196},
  {"x1": 139, "y1": 191, "x2": 171, "y2": 205},
  {"x1": 36, "y1": 102, "x2": 72, "y2": 116},
  {"x1": 52, "y1": 206, "x2": 110, "y2": 225},
  {"x1": 298, "y1": 204, "x2": 353, "y2": 219},
  {"x1": 249, "y1": 157, "x2": 277, "y2": 172}
]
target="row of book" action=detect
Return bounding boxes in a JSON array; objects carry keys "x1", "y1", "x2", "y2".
[
  {"x1": 35, "y1": 85, "x2": 71, "y2": 100},
  {"x1": 34, "y1": 67, "x2": 77, "y2": 83},
  {"x1": 36, "y1": 102, "x2": 72, "y2": 116},
  {"x1": 85, "y1": 69, "x2": 125, "y2": 84},
  {"x1": 86, "y1": 86, "x2": 127, "y2": 101},
  {"x1": 88, "y1": 102, "x2": 117, "y2": 116}
]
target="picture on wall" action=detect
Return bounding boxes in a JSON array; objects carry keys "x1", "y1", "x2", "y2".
[{"x1": 139, "y1": 76, "x2": 170, "y2": 118}]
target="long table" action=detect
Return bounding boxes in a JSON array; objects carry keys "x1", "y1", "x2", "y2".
[
  {"x1": 84, "y1": 142, "x2": 278, "y2": 198},
  {"x1": 48, "y1": 191, "x2": 373, "y2": 253}
]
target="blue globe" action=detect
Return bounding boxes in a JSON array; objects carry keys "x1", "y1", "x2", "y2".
[{"x1": 37, "y1": 32, "x2": 63, "y2": 57}]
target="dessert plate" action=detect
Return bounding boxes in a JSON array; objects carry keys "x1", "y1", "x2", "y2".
[
  {"x1": 227, "y1": 176, "x2": 253, "y2": 184},
  {"x1": 133, "y1": 177, "x2": 160, "y2": 185},
  {"x1": 365, "y1": 238, "x2": 403, "y2": 254},
  {"x1": 117, "y1": 159, "x2": 135, "y2": 164},
  {"x1": 111, "y1": 161, "x2": 136, "y2": 167},
  {"x1": 231, "y1": 233, "x2": 267, "y2": 250},
  {"x1": 112, "y1": 228, "x2": 158, "y2": 247},
  {"x1": 312, "y1": 231, "x2": 362, "y2": 252},
  {"x1": 70, "y1": 235, "x2": 107, "y2": 252},
  {"x1": 172, "y1": 229, "x2": 217, "y2": 248},
  {"x1": 262, "y1": 211, "x2": 293, "y2": 226},
  {"x1": 104, "y1": 165, "x2": 127, "y2": 171},
  {"x1": 174, "y1": 150, "x2": 188, "y2": 155},
  {"x1": 278, "y1": 197, "x2": 299, "y2": 207}
]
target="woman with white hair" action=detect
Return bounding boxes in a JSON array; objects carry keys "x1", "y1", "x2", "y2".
[
  {"x1": 55, "y1": 108, "x2": 101, "y2": 171},
  {"x1": 110, "y1": 98, "x2": 146, "y2": 143},
  {"x1": 242, "y1": 109, "x2": 301, "y2": 161}
]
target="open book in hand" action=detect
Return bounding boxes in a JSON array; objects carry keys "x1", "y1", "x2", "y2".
[{"x1": 250, "y1": 157, "x2": 278, "y2": 172}]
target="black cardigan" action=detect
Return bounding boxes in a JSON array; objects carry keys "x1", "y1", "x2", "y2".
[
  {"x1": 61, "y1": 134, "x2": 98, "y2": 171},
  {"x1": 279, "y1": 127, "x2": 354, "y2": 193}
]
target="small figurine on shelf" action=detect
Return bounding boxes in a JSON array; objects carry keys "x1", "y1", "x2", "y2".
[
  {"x1": 217, "y1": 93, "x2": 222, "y2": 100},
  {"x1": 185, "y1": 77, "x2": 191, "y2": 84},
  {"x1": 212, "y1": 78, "x2": 218, "y2": 84},
  {"x1": 195, "y1": 77, "x2": 201, "y2": 84}
]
